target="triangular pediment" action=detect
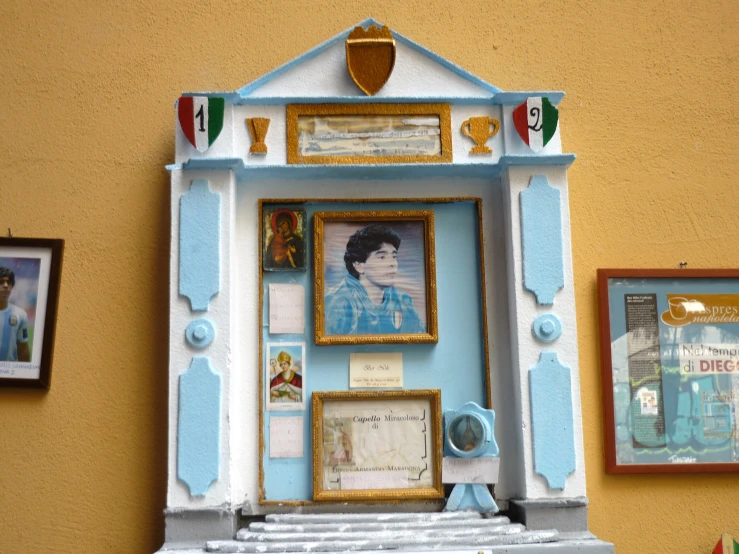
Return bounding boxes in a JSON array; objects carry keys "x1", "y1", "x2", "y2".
[{"x1": 235, "y1": 18, "x2": 500, "y2": 102}]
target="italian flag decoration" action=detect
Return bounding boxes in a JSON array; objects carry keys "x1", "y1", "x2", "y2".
[
  {"x1": 714, "y1": 534, "x2": 739, "y2": 554},
  {"x1": 178, "y1": 96, "x2": 225, "y2": 153},
  {"x1": 513, "y1": 97, "x2": 558, "y2": 153}
]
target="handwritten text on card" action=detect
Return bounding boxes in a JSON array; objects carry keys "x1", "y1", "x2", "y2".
[
  {"x1": 269, "y1": 284, "x2": 305, "y2": 334},
  {"x1": 340, "y1": 470, "x2": 408, "y2": 490},
  {"x1": 349, "y1": 353, "x2": 403, "y2": 388},
  {"x1": 269, "y1": 416, "x2": 304, "y2": 458},
  {"x1": 442, "y1": 456, "x2": 500, "y2": 484}
]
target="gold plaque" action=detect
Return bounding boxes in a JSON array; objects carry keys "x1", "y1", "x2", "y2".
[
  {"x1": 461, "y1": 116, "x2": 500, "y2": 155},
  {"x1": 345, "y1": 25, "x2": 396, "y2": 96}
]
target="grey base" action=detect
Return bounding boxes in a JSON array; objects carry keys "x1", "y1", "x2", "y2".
[
  {"x1": 163, "y1": 508, "x2": 239, "y2": 548},
  {"x1": 156, "y1": 505, "x2": 614, "y2": 554},
  {"x1": 156, "y1": 542, "x2": 614, "y2": 554},
  {"x1": 507, "y1": 497, "x2": 589, "y2": 532}
]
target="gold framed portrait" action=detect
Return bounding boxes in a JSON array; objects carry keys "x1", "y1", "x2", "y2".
[
  {"x1": 314, "y1": 210, "x2": 438, "y2": 346},
  {"x1": 286, "y1": 103, "x2": 452, "y2": 165},
  {"x1": 312, "y1": 389, "x2": 443, "y2": 502}
]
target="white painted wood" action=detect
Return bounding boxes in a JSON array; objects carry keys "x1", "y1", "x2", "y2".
[
  {"x1": 168, "y1": 168, "x2": 237, "y2": 508},
  {"x1": 500, "y1": 167, "x2": 586, "y2": 500},
  {"x1": 246, "y1": 40, "x2": 493, "y2": 100}
]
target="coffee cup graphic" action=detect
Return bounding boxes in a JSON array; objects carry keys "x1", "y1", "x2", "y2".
[{"x1": 668, "y1": 297, "x2": 688, "y2": 320}]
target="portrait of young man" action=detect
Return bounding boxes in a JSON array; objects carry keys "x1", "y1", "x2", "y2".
[
  {"x1": 0, "y1": 266, "x2": 31, "y2": 362},
  {"x1": 323, "y1": 222, "x2": 427, "y2": 336}
]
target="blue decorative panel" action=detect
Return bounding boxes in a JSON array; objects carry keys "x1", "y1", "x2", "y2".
[
  {"x1": 186, "y1": 318, "x2": 216, "y2": 349},
  {"x1": 532, "y1": 313, "x2": 563, "y2": 343},
  {"x1": 529, "y1": 352, "x2": 575, "y2": 489},
  {"x1": 520, "y1": 175, "x2": 563, "y2": 305},
  {"x1": 178, "y1": 357, "x2": 221, "y2": 496},
  {"x1": 179, "y1": 180, "x2": 221, "y2": 312}
]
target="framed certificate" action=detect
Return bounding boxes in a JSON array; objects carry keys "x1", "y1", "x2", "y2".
[
  {"x1": 598, "y1": 268, "x2": 739, "y2": 473},
  {"x1": 312, "y1": 389, "x2": 443, "y2": 501}
]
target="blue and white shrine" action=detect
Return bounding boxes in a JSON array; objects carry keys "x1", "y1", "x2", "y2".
[{"x1": 162, "y1": 18, "x2": 613, "y2": 554}]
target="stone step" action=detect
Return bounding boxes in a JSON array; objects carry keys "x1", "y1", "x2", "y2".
[
  {"x1": 246, "y1": 515, "x2": 511, "y2": 534},
  {"x1": 264, "y1": 512, "x2": 482, "y2": 524},
  {"x1": 206, "y1": 530, "x2": 559, "y2": 553},
  {"x1": 237, "y1": 523, "x2": 525, "y2": 543}
]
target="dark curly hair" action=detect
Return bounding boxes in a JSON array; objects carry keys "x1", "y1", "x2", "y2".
[
  {"x1": 344, "y1": 224, "x2": 401, "y2": 279},
  {"x1": 0, "y1": 266, "x2": 15, "y2": 287}
]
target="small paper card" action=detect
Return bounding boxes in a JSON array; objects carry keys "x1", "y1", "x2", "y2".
[
  {"x1": 340, "y1": 470, "x2": 408, "y2": 490},
  {"x1": 269, "y1": 416, "x2": 304, "y2": 458},
  {"x1": 349, "y1": 353, "x2": 403, "y2": 388},
  {"x1": 269, "y1": 283, "x2": 305, "y2": 334},
  {"x1": 442, "y1": 456, "x2": 500, "y2": 484}
]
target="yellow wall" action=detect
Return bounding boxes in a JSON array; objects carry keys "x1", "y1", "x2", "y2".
[{"x1": 1, "y1": 1, "x2": 737, "y2": 552}]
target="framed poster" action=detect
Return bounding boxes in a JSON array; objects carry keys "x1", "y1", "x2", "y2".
[
  {"x1": 598, "y1": 268, "x2": 739, "y2": 473},
  {"x1": 313, "y1": 210, "x2": 438, "y2": 345},
  {"x1": 0, "y1": 237, "x2": 64, "y2": 389},
  {"x1": 312, "y1": 389, "x2": 443, "y2": 502}
]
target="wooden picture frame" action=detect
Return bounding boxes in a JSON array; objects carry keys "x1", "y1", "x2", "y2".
[
  {"x1": 314, "y1": 210, "x2": 438, "y2": 346},
  {"x1": 598, "y1": 268, "x2": 739, "y2": 474},
  {"x1": 0, "y1": 237, "x2": 64, "y2": 389},
  {"x1": 286, "y1": 103, "x2": 452, "y2": 165},
  {"x1": 312, "y1": 389, "x2": 443, "y2": 502}
]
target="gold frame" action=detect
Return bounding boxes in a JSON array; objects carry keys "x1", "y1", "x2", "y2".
[
  {"x1": 314, "y1": 210, "x2": 438, "y2": 345},
  {"x1": 312, "y1": 389, "x2": 443, "y2": 502},
  {"x1": 257, "y1": 198, "x2": 491, "y2": 505},
  {"x1": 286, "y1": 103, "x2": 453, "y2": 165}
]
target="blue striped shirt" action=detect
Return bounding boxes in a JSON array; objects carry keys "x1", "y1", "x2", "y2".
[{"x1": 0, "y1": 304, "x2": 29, "y2": 361}]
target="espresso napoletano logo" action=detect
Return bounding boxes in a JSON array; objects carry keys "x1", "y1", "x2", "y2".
[{"x1": 661, "y1": 294, "x2": 739, "y2": 327}]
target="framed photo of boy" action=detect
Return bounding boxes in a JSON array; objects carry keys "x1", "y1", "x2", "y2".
[
  {"x1": 314, "y1": 211, "x2": 437, "y2": 345},
  {"x1": 0, "y1": 237, "x2": 64, "y2": 388}
]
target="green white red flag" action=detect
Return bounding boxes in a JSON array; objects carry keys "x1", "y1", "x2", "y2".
[
  {"x1": 714, "y1": 534, "x2": 739, "y2": 554},
  {"x1": 178, "y1": 96, "x2": 225, "y2": 153},
  {"x1": 513, "y1": 97, "x2": 558, "y2": 153}
]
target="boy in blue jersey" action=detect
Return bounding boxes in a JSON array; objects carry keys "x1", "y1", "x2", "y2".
[
  {"x1": 325, "y1": 225, "x2": 423, "y2": 335},
  {"x1": 0, "y1": 267, "x2": 30, "y2": 362}
]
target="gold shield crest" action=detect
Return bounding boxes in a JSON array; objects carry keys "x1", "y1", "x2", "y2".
[{"x1": 345, "y1": 25, "x2": 396, "y2": 96}]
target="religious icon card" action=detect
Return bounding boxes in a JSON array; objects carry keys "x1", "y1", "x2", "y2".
[
  {"x1": 266, "y1": 342, "x2": 306, "y2": 412},
  {"x1": 262, "y1": 207, "x2": 307, "y2": 272}
]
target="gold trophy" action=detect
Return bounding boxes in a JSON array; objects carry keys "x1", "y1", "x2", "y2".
[
  {"x1": 461, "y1": 116, "x2": 500, "y2": 155},
  {"x1": 246, "y1": 117, "x2": 270, "y2": 155}
]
